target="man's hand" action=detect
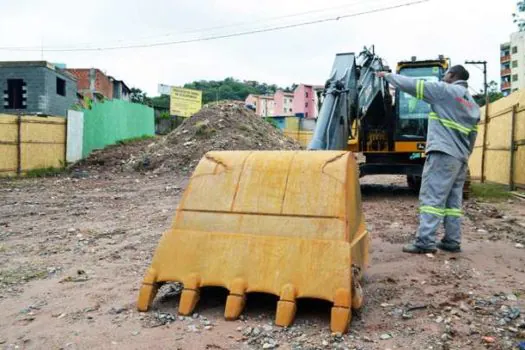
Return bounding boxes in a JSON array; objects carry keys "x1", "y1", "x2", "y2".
[{"x1": 376, "y1": 71, "x2": 388, "y2": 78}]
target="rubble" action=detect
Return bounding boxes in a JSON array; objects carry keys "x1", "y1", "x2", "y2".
[{"x1": 129, "y1": 101, "x2": 300, "y2": 174}]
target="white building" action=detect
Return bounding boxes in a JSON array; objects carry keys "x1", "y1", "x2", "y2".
[{"x1": 501, "y1": 31, "x2": 525, "y2": 96}]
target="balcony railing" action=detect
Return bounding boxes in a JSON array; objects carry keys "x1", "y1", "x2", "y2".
[
  {"x1": 501, "y1": 55, "x2": 511, "y2": 63},
  {"x1": 501, "y1": 82, "x2": 511, "y2": 90},
  {"x1": 501, "y1": 68, "x2": 512, "y2": 76}
]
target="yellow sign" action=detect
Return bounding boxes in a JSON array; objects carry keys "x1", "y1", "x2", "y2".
[{"x1": 170, "y1": 87, "x2": 202, "y2": 117}]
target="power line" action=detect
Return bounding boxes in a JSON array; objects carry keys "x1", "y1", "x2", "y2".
[
  {"x1": 0, "y1": 0, "x2": 430, "y2": 52},
  {"x1": 5, "y1": 0, "x2": 386, "y2": 50}
]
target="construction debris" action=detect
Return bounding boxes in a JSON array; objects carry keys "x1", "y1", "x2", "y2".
[{"x1": 129, "y1": 101, "x2": 301, "y2": 173}]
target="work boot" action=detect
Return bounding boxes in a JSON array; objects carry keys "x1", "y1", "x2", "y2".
[
  {"x1": 437, "y1": 240, "x2": 462, "y2": 253},
  {"x1": 402, "y1": 243, "x2": 437, "y2": 254}
]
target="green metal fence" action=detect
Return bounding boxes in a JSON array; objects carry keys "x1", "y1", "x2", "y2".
[{"x1": 82, "y1": 100, "x2": 154, "y2": 157}]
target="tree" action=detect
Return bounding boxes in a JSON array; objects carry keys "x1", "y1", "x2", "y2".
[
  {"x1": 130, "y1": 88, "x2": 151, "y2": 105},
  {"x1": 473, "y1": 80, "x2": 503, "y2": 106},
  {"x1": 183, "y1": 78, "x2": 291, "y2": 104}
]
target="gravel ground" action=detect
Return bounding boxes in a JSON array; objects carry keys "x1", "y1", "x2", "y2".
[{"x1": 0, "y1": 172, "x2": 524, "y2": 350}]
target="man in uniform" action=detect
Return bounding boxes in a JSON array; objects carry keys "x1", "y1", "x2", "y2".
[{"x1": 376, "y1": 65, "x2": 480, "y2": 254}]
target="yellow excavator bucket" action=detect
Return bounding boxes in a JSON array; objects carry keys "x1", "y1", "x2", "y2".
[{"x1": 137, "y1": 150, "x2": 369, "y2": 333}]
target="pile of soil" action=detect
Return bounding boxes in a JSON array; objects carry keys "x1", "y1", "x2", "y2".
[
  {"x1": 129, "y1": 101, "x2": 301, "y2": 173},
  {"x1": 71, "y1": 138, "x2": 157, "y2": 174}
]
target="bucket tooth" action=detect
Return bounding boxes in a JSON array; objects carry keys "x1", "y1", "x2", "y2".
[
  {"x1": 225, "y1": 278, "x2": 247, "y2": 320},
  {"x1": 275, "y1": 284, "x2": 297, "y2": 328},
  {"x1": 137, "y1": 269, "x2": 158, "y2": 311},
  {"x1": 178, "y1": 274, "x2": 201, "y2": 315},
  {"x1": 330, "y1": 288, "x2": 351, "y2": 333}
]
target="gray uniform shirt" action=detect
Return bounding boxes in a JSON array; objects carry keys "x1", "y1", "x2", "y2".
[{"x1": 385, "y1": 73, "x2": 481, "y2": 163}]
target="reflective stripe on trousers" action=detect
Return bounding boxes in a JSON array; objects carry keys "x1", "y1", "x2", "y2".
[{"x1": 415, "y1": 151, "x2": 467, "y2": 248}]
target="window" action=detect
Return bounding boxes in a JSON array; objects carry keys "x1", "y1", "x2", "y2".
[
  {"x1": 305, "y1": 92, "x2": 309, "y2": 98},
  {"x1": 305, "y1": 102, "x2": 308, "y2": 108},
  {"x1": 5, "y1": 79, "x2": 26, "y2": 109},
  {"x1": 305, "y1": 112, "x2": 308, "y2": 118},
  {"x1": 512, "y1": 74, "x2": 518, "y2": 82},
  {"x1": 512, "y1": 60, "x2": 518, "y2": 68},
  {"x1": 289, "y1": 108, "x2": 292, "y2": 112},
  {"x1": 56, "y1": 77, "x2": 66, "y2": 96},
  {"x1": 512, "y1": 46, "x2": 518, "y2": 54}
]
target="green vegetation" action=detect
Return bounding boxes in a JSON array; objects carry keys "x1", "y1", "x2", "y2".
[
  {"x1": 25, "y1": 166, "x2": 65, "y2": 178},
  {"x1": 264, "y1": 117, "x2": 279, "y2": 129},
  {"x1": 130, "y1": 78, "x2": 297, "y2": 107},
  {"x1": 470, "y1": 183, "x2": 512, "y2": 200},
  {"x1": 473, "y1": 81, "x2": 504, "y2": 107},
  {"x1": 116, "y1": 135, "x2": 156, "y2": 145}
]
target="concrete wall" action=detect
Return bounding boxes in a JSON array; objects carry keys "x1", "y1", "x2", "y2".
[{"x1": 0, "y1": 65, "x2": 76, "y2": 116}]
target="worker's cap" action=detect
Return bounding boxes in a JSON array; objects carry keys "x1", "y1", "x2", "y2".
[{"x1": 446, "y1": 65, "x2": 469, "y2": 81}]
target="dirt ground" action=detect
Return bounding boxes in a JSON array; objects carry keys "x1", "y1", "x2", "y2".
[{"x1": 1, "y1": 170, "x2": 524, "y2": 350}]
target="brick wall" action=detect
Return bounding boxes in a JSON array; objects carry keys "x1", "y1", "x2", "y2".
[{"x1": 66, "y1": 68, "x2": 113, "y2": 99}]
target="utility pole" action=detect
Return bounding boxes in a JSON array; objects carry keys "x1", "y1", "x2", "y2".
[
  {"x1": 465, "y1": 60, "x2": 488, "y2": 183},
  {"x1": 465, "y1": 60, "x2": 488, "y2": 106}
]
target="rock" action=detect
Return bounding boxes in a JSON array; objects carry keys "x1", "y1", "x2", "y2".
[
  {"x1": 435, "y1": 316, "x2": 444, "y2": 324},
  {"x1": 187, "y1": 324, "x2": 199, "y2": 333},
  {"x1": 459, "y1": 302, "x2": 470, "y2": 312},
  {"x1": 252, "y1": 327, "x2": 261, "y2": 336},
  {"x1": 381, "y1": 303, "x2": 392, "y2": 308},
  {"x1": 67, "y1": 228, "x2": 77, "y2": 233},
  {"x1": 508, "y1": 327, "x2": 518, "y2": 333},
  {"x1": 242, "y1": 327, "x2": 253, "y2": 336},
  {"x1": 482, "y1": 336, "x2": 496, "y2": 344},
  {"x1": 516, "y1": 243, "x2": 524, "y2": 249},
  {"x1": 322, "y1": 340, "x2": 329, "y2": 346},
  {"x1": 131, "y1": 331, "x2": 139, "y2": 336},
  {"x1": 192, "y1": 313, "x2": 199, "y2": 319},
  {"x1": 506, "y1": 294, "x2": 518, "y2": 301},
  {"x1": 477, "y1": 229, "x2": 488, "y2": 234},
  {"x1": 204, "y1": 326, "x2": 213, "y2": 330},
  {"x1": 236, "y1": 326, "x2": 243, "y2": 332},
  {"x1": 426, "y1": 253, "x2": 435, "y2": 259},
  {"x1": 262, "y1": 325, "x2": 273, "y2": 332},
  {"x1": 178, "y1": 316, "x2": 185, "y2": 321},
  {"x1": 497, "y1": 318, "x2": 507, "y2": 326},
  {"x1": 202, "y1": 320, "x2": 211, "y2": 326},
  {"x1": 262, "y1": 343, "x2": 277, "y2": 349},
  {"x1": 402, "y1": 312, "x2": 413, "y2": 319},
  {"x1": 380, "y1": 333, "x2": 392, "y2": 340}
]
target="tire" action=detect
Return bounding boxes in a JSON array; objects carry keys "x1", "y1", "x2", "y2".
[{"x1": 407, "y1": 174, "x2": 422, "y2": 193}]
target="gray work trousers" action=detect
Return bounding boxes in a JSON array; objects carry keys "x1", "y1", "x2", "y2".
[{"x1": 415, "y1": 151, "x2": 467, "y2": 249}]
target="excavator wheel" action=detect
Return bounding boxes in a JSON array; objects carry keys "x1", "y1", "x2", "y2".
[
  {"x1": 137, "y1": 151, "x2": 370, "y2": 334},
  {"x1": 407, "y1": 175, "x2": 422, "y2": 193}
]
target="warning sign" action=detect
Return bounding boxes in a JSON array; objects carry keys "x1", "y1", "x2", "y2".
[{"x1": 170, "y1": 87, "x2": 202, "y2": 117}]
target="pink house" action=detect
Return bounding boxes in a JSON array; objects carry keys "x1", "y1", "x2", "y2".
[
  {"x1": 273, "y1": 90, "x2": 295, "y2": 116},
  {"x1": 293, "y1": 84, "x2": 322, "y2": 119}
]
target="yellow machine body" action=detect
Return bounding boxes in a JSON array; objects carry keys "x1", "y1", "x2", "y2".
[{"x1": 137, "y1": 150, "x2": 369, "y2": 333}]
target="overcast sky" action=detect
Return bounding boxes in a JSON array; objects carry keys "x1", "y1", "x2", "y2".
[{"x1": 0, "y1": 0, "x2": 517, "y2": 96}]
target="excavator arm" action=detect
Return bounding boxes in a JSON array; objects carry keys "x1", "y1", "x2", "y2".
[{"x1": 309, "y1": 48, "x2": 390, "y2": 151}]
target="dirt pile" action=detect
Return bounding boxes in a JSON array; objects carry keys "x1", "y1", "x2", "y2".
[
  {"x1": 130, "y1": 101, "x2": 301, "y2": 173},
  {"x1": 71, "y1": 138, "x2": 155, "y2": 174}
]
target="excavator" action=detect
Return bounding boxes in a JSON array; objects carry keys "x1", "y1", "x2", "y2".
[
  {"x1": 136, "y1": 48, "x2": 451, "y2": 334},
  {"x1": 309, "y1": 47, "x2": 450, "y2": 190}
]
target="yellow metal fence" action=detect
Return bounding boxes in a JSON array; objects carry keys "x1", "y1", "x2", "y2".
[
  {"x1": 0, "y1": 114, "x2": 66, "y2": 176},
  {"x1": 468, "y1": 91, "x2": 525, "y2": 190}
]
